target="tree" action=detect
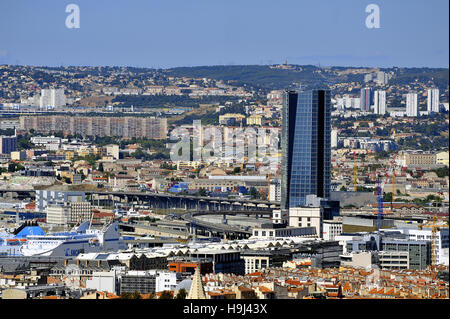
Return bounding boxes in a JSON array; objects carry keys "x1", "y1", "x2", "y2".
[
  {"x1": 8, "y1": 163, "x2": 24, "y2": 172},
  {"x1": 119, "y1": 291, "x2": 142, "y2": 299},
  {"x1": 383, "y1": 192, "x2": 393, "y2": 202},
  {"x1": 175, "y1": 288, "x2": 187, "y2": 299},
  {"x1": 198, "y1": 188, "x2": 207, "y2": 197},
  {"x1": 131, "y1": 291, "x2": 142, "y2": 299},
  {"x1": 119, "y1": 292, "x2": 132, "y2": 299},
  {"x1": 249, "y1": 187, "x2": 258, "y2": 199},
  {"x1": 143, "y1": 292, "x2": 155, "y2": 299},
  {"x1": 159, "y1": 290, "x2": 173, "y2": 299}
]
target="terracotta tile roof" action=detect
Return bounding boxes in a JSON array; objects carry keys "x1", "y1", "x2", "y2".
[
  {"x1": 285, "y1": 279, "x2": 302, "y2": 286},
  {"x1": 98, "y1": 291, "x2": 120, "y2": 299},
  {"x1": 246, "y1": 272, "x2": 262, "y2": 277},
  {"x1": 257, "y1": 286, "x2": 273, "y2": 293},
  {"x1": 343, "y1": 282, "x2": 352, "y2": 291}
]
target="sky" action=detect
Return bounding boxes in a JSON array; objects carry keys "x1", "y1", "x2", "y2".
[{"x1": 0, "y1": 0, "x2": 448, "y2": 69}]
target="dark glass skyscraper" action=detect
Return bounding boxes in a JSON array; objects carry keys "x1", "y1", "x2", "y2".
[{"x1": 281, "y1": 89, "x2": 331, "y2": 209}]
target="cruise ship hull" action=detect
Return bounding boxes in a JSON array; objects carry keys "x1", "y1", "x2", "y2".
[{"x1": 20, "y1": 238, "x2": 126, "y2": 257}]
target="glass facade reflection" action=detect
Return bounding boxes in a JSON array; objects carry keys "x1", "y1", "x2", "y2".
[{"x1": 281, "y1": 89, "x2": 331, "y2": 209}]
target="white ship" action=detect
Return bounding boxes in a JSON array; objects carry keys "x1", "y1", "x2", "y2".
[
  {"x1": 0, "y1": 234, "x2": 27, "y2": 256},
  {"x1": 0, "y1": 222, "x2": 46, "y2": 256},
  {"x1": 20, "y1": 221, "x2": 127, "y2": 257}
]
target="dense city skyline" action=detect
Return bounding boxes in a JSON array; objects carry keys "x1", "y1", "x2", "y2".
[{"x1": 0, "y1": 1, "x2": 448, "y2": 304}]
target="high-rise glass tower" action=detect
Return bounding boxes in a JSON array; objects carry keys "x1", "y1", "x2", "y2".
[{"x1": 281, "y1": 89, "x2": 331, "y2": 209}]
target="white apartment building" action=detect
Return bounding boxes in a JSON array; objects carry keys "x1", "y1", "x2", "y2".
[
  {"x1": 375, "y1": 71, "x2": 389, "y2": 85},
  {"x1": 30, "y1": 136, "x2": 62, "y2": 146},
  {"x1": 46, "y1": 204, "x2": 69, "y2": 226},
  {"x1": 323, "y1": 219, "x2": 343, "y2": 241},
  {"x1": 406, "y1": 93, "x2": 418, "y2": 117},
  {"x1": 331, "y1": 129, "x2": 338, "y2": 148},
  {"x1": 85, "y1": 271, "x2": 117, "y2": 294},
  {"x1": 269, "y1": 179, "x2": 281, "y2": 202},
  {"x1": 427, "y1": 88, "x2": 440, "y2": 113},
  {"x1": 289, "y1": 207, "x2": 323, "y2": 239},
  {"x1": 155, "y1": 271, "x2": 178, "y2": 292},
  {"x1": 272, "y1": 209, "x2": 288, "y2": 225},
  {"x1": 85, "y1": 269, "x2": 178, "y2": 294},
  {"x1": 105, "y1": 144, "x2": 120, "y2": 160},
  {"x1": 40, "y1": 89, "x2": 66, "y2": 109},
  {"x1": 243, "y1": 254, "x2": 270, "y2": 274},
  {"x1": 374, "y1": 90, "x2": 386, "y2": 115}
]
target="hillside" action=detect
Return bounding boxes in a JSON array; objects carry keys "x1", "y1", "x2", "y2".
[{"x1": 165, "y1": 65, "x2": 449, "y2": 92}]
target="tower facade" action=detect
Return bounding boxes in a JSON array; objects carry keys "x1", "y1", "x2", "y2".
[
  {"x1": 427, "y1": 88, "x2": 440, "y2": 113},
  {"x1": 374, "y1": 90, "x2": 386, "y2": 115},
  {"x1": 360, "y1": 88, "x2": 372, "y2": 112},
  {"x1": 406, "y1": 93, "x2": 419, "y2": 117},
  {"x1": 281, "y1": 89, "x2": 331, "y2": 209}
]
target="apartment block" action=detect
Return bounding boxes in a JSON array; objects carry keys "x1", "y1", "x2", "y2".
[{"x1": 19, "y1": 116, "x2": 167, "y2": 139}]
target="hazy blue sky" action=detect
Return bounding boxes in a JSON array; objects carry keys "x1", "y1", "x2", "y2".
[{"x1": 0, "y1": 0, "x2": 448, "y2": 68}]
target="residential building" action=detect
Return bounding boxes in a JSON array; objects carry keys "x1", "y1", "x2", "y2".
[
  {"x1": 406, "y1": 93, "x2": 419, "y2": 117},
  {"x1": 0, "y1": 135, "x2": 17, "y2": 155},
  {"x1": 247, "y1": 115, "x2": 263, "y2": 126},
  {"x1": 323, "y1": 219, "x2": 343, "y2": 241},
  {"x1": 331, "y1": 129, "x2": 338, "y2": 148},
  {"x1": 288, "y1": 206, "x2": 322, "y2": 238},
  {"x1": 374, "y1": 90, "x2": 386, "y2": 115},
  {"x1": 40, "y1": 89, "x2": 66, "y2": 109},
  {"x1": 68, "y1": 202, "x2": 92, "y2": 224},
  {"x1": 360, "y1": 88, "x2": 372, "y2": 112},
  {"x1": 19, "y1": 116, "x2": 167, "y2": 139},
  {"x1": 119, "y1": 271, "x2": 156, "y2": 295},
  {"x1": 436, "y1": 151, "x2": 449, "y2": 166},
  {"x1": 269, "y1": 178, "x2": 281, "y2": 202},
  {"x1": 375, "y1": 71, "x2": 389, "y2": 85},
  {"x1": 427, "y1": 88, "x2": 440, "y2": 113},
  {"x1": 344, "y1": 232, "x2": 430, "y2": 270},
  {"x1": 271, "y1": 209, "x2": 288, "y2": 225},
  {"x1": 35, "y1": 190, "x2": 86, "y2": 212},
  {"x1": 46, "y1": 204, "x2": 69, "y2": 226},
  {"x1": 397, "y1": 151, "x2": 436, "y2": 167}
]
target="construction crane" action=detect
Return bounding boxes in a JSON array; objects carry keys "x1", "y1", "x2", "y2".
[
  {"x1": 419, "y1": 216, "x2": 441, "y2": 267},
  {"x1": 389, "y1": 153, "x2": 398, "y2": 213},
  {"x1": 374, "y1": 155, "x2": 398, "y2": 231}
]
